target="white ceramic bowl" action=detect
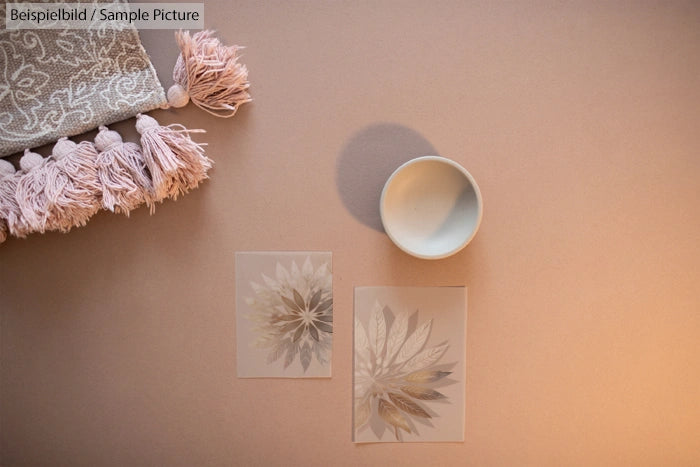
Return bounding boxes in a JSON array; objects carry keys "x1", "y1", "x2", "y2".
[{"x1": 380, "y1": 156, "x2": 483, "y2": 259}]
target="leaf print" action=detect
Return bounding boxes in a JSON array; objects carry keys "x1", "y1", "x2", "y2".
[
  {"x1": 275, "y1": 314, "x2": 301, "y2": 322},
  {"x1": 292, "y1": 324, "x2": 305, "y2": 343},
  {"x1": 308, "y1": 324, "x2": 319, "y2": 342},
  {"x1": 317, "y1": 298, "x2": 333, "y2": 313},
  {"x1": 316, "y1": 315, "x2": 333, "y2": 323},
  {"x1": 300, "y1": 342, "x2": 312, "y2": 371},
  {"x1": 261, "y1": 273, "x2": 278, "y2": 290},
  {"x1": 266, "y1": 339, "x2": 289, "y2": 364},
  {"x1": 316, "y1": 321, "x2": 332, "y2": 333},
  {"x1": 355, "y1": 398, "x2": 371, "y2": 429},
  {"x1": 400, "y1": 385, "x2": 446, "y2": 400},
  {"x1": 378, "y1": 398, "x2": 411, "y2": 438},
  {"x1": 280, "y1": 321, "x2": 301, "y2": 334},
  {"x1": 355, "y1": 319, "x2": 369, "y2": 357},
  {"x1": 249, "y1": 281, "x2": 263, "y2": 294},
  {"x1": 395, "y1": 319, "x2": 432, "y2": 366},
  {"x1": 404, "y1": 370, "x2": 452, "y2": 383},
  {"x1": 275, "y1": 262, "x2": 290, "y2": 283},
  {"x1": 368, "y1": 301, "x2": 387, "y2": 360},
  {"x1": 284, "y1": 344, "x2": 297, "y2": 369},
  {"x1": 293, "y1": 289, "x2": 306, "y2": 310},
  {"x1": 314, "y1": 341, "x2": 327, "y2": 365},
  {"x1": 354, "y1": 375, "x2": 372, "y2": 399},
  {"x1": 354, "y1": 302, "x2": 456, "y2": 441},
  {"x1": 384, "y1": 309, "x2": 408, "y2": 363},
  {"x1": 302, "y1": 256, "x2": 314, "y2": 278},
  {"x1": 281, "y1": 294, "x2": 301, "y2": 312},
  {"x1": 309, "y1": 289, "x2": 322, "y2": 311},
  {"x1": 289, "y1": 261, "x2": 301, "y2": 281},
  {"x1": 401, "y1": 342, "x2": 449, "y2": 374},
  {"x1": 388, "y1": 392, "x2": 431, "y2": 418},
  {"x1": 313, "y1": 262, "x2": 329, "y2": 284}
]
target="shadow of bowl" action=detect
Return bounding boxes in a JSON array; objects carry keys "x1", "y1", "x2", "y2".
[{"x1": 336, "y1": 123, "x2": 438, "y2": 232}]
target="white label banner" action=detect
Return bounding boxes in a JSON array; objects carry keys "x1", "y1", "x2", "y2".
[{"x1": 5, "y1": 3, "x2": 204, "y2": 30}]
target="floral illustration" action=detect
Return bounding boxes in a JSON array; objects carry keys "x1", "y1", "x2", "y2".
[
  {"x1": 245, "y1": 256, "x2": 332, "y2": 373},
  {"x1": 354, "y1": 301, "x2": 454, "y2": 441}
]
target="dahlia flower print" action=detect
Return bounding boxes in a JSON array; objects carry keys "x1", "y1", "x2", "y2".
[
  {"x1": 353, "y1": 287, "x2": 466, "y2": 443},
  {"x1": 236, "y1": 252, "x2": 332, "y2": 378}
]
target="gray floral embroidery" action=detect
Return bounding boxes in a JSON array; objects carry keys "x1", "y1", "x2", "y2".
[{"x1": 0, "y1": 1, "x2": 165, "y2": 157}]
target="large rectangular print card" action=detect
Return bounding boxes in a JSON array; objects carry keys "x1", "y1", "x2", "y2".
[
  {"x1": 236, "y1": 252, "x2": 333, "y2": 378},
  {"x1": 353, "y1": 286, "x2": 466, "y2": 442}
]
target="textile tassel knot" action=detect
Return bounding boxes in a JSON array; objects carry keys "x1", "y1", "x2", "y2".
[
  {"x1": 167, "y1": 30, "x2": 251, "y2": 117},
  {"x1": 95, "y1": 126, "x2": 154, "y2": 216},
  {"x1": 0, "y1": 160, "x2": 11, "y2": 243},
  {"x1": 15, "y1": 149, "x2": 57, "y2": 234},
  {"x1": 0, "y1": 158, "x2": 34, "y2": 242},
  {"x1": 136, "y1": 113, "x2": 212, "y2": 202},
  {"x1": 49, "y1": 139, "x2": 102, "y2": 232},
  {"x1": 17, "y1": 139, "x2": 102, "y2": 234}
]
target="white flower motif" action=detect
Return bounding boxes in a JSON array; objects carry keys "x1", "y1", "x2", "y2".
[
  {"x1": 0, "y1": 39, "x2": 51, "y2": 135},
  {"x1": 101, "y1": 41, "x2": 161, "y2": 110},
  {"x1": 354, "y1": 302, "x2": 452, "y2": 440},
  {"x1": 246, "y1": 257, "x2": 332, "y2": 372}
]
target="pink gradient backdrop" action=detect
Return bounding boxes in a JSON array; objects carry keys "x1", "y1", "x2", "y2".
[{"x1": 1, "y1": 1, "x2": 699, "y2": 465}]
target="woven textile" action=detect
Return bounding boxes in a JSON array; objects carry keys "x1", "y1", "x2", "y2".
[{"x1": 0, "y1": 1, "x2": 166, "y2": 158}]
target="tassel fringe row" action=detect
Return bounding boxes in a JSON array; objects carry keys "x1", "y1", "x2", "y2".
[{"x1": 0, "y1": 116, "x2": 211, "y2": 243}]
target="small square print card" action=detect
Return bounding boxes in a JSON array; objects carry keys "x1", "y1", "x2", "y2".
[
  {"x1": 353, "y1": 286, "x2": 466, "y2": 443},
  {"x1": 236, "y1": 252, "x2": 333, "y2": 378}
]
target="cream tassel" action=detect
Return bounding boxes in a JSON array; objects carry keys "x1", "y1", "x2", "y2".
[
  {"x1": 2, "y1": 154, "x2": 40, "y2": 239},
  {"x1": 0, "y1": 159, "x2": 24, "y2": 242},
  {"x1": 136, "y1": 113, "x2": 212, "y2": 202},
  {"x1": 95, "y1": 126, "x2": 154, "y2": 215},
  {"x1": 167, "y1": 30, "x2": 251, "y2": 117},
  {"x1": 16, "y1": 140, "x2": 102, "y2": 234},
  {"x1": 48, "y1": 139, "x2": 102, "y2": 232},
  {"x1": 15, "y1": 149, "x2": 56, "y2": 234},
  {"x1": 0, "y1": 159, "x2": 13, "y2": 243}
]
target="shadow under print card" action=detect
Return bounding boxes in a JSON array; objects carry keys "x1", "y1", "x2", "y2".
[
  {"x1": 236, "y1": 252, "x2": 333, "y2": 378},
  {"x1": 353, "y1": 286, "x2": 466, "y2": 443}
]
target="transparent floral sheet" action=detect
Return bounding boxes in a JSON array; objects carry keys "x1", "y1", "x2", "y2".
[
  {"x1": 353, "y1": 286, "x2": 466, "y2": 443},
  {"x1": 236, "y1": 251, "x2": 334, "y2": 378}
]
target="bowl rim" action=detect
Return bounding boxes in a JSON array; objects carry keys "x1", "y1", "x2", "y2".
[{"x1": 380, "y1": 155, "x2": 483, "y2": 260}]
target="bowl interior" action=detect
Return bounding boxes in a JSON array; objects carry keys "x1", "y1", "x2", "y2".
[{"x1": 381, "y1": 157, "x2": 481, "y2": 259}]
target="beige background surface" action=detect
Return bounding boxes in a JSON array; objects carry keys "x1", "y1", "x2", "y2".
[{"x1": 1, "y1": 1, "x2": 699, "y2": 465}]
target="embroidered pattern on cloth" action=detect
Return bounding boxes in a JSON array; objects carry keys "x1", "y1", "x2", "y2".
[{"x1": 0, "y1": 1, "x2": 166, "y2": 158}]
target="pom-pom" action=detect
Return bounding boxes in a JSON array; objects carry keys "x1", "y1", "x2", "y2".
[
  {"x1": 0, "y1": 159, "x2": 14, "y2": 177},
  {"x1": 168, "y1": 30, "x2": 251, "y2": 117},
  {"x1": 136, "y1": 113, "x2": 212, "y2": 202},
  {"x1": 19, "y1": 150, "x2": 44, "y2": 172},
  {"x1": 95, "y1": 126, "x2": 154, "y2": 215},
  {"x1": 167, "y1": 83, "x2": 190, "y2": 108}
]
